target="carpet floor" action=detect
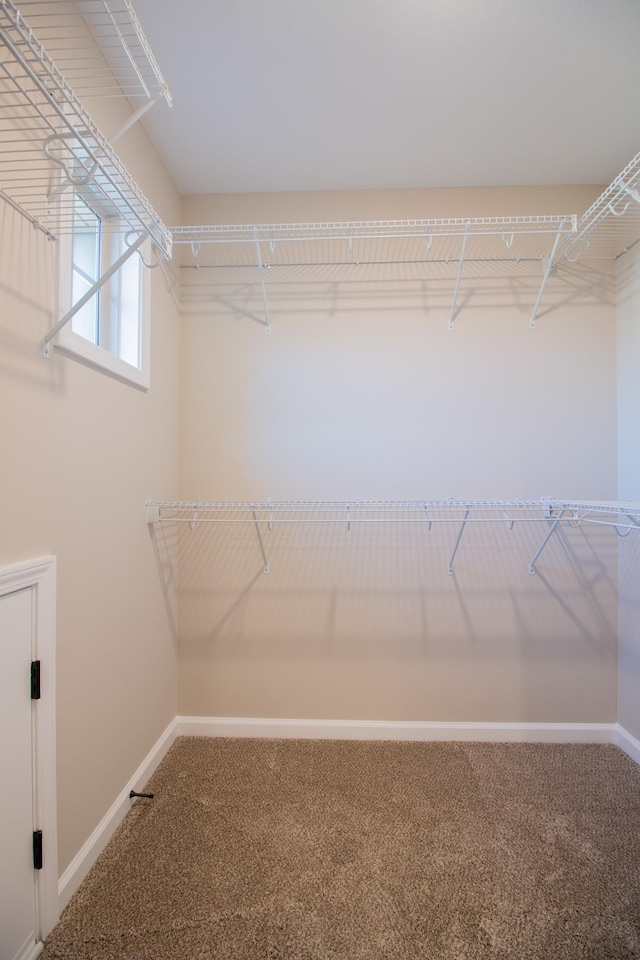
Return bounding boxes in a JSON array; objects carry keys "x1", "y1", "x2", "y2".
[{"x1": 43, "y1": 737, "x2": 640, "y2": 960}]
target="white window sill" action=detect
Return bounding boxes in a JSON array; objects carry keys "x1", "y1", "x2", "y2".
[{"x1": 54, "y1": 330, "x2": 149, "y2": 390}]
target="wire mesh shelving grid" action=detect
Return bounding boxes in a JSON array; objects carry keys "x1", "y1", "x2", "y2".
[
  {"x1": 555, "y1": 149, "x2": 640, "y2": 265},
  {"x1": 146, "y1": 499, "x2": 640, "y2": 576},
  {"x1": 147, "y1": 499, "x2": 640, "y2": 527},
  {"x1": 172, "y1": 217, "x2": 577, "y2": 275},
  {"x1": 0, "y1": 0, "x2": 171, "y2": 250},
  {"x1": 11, "y1": 0, "x2": 171, "y2": 105}
]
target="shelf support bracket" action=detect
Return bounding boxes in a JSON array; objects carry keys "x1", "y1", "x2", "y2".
[
  {"x1": 622, "y1": 184, "x2": 640, "y2": 206},
  {"x1": 530, "y1": 219, "x2": 566, "y2": 329},
  {"x1": 448, "y1": 507, "x2": 470, "y2": 575},
  {"x1": 254, "y1": 228, "x2": 271, "y2": 335},
  {"x1": 42, "y1": 231, "x2": 147, "y2": 358},
  {"x1": 252, "y1": 510, "x2": 270, "y2": 574},
  {"x1": 109, "y1": 93, "x2": 163, "y2": 145},
  {"x1": 47, "y1": 95, "x2": 164, "y2": 201},
  {"x1": 528, "y1": 509, "x2": 565, "y2": 575},
  {"x1": 449, "y1": 224, "x2": 470, "y2": 331}
]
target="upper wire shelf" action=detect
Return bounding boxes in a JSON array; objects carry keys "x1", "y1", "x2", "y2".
[
  {"x1": 555, "y1": 149, "x2": 640, "y2": 266},
  {"x1": 0, "y1": 0, "x2": 171, "y2": 251},
  {"x1": 173, "y1": 217, "x2": 577, "y2": 331},
  {"x1": 172, "y1": 216, "x2": 577, "y2": 274},
  {"x1": 12, "y1": 0, "x2": 171, "y2": 107}
]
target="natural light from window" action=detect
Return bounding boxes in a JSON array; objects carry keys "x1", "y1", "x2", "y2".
[{"x1": 58, "y1": 192, "x2": 149, "y2": 387}]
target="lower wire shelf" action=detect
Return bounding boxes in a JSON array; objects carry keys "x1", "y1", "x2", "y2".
[{"x1": 145, "y1": 498, "x2": 640, "y2": 577}]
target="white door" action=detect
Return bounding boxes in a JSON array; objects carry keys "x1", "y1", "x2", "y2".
[{"x1": 0, "y1": 587, "x2": 43, "y2": 960}]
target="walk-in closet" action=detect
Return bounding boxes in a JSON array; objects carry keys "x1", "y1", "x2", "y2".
[{"x1": 1, "y1": 2, "x2": 640, "y2": 958}]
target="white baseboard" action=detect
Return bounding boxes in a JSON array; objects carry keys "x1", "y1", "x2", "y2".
[
  {"x1": 176, "y1": 715, "x2": 617, "y2": 744},
  {"x1": 58, "y1": 717, "x2": 178, "y2": 911},
  {"x1": 614, "y1": 723, "x2": 640, "y2": 765}
]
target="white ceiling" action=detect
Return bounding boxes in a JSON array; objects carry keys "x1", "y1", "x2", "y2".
[{"x1": 132, "y1": 0, "x2": 640, "y2": 196}]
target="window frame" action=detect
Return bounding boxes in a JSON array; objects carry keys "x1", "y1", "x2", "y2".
[{"x1": 55, "y1": 191, "x2": 151, "y2": 390}]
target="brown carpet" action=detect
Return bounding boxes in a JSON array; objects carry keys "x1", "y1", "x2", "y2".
[{"x1": 44, "y1": 737, "x2": 640, "y2": 960}]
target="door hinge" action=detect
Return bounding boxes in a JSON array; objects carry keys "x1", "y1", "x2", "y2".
[
  {"x1": 33, "y1": 830, "x2": 43, "y2": 870},
  {"x1": 31, "y1": 660, "x2": 41, "y2": 700}
]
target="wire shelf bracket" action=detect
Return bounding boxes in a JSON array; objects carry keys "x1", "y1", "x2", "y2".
[
  {"x1": 448, "y1": 225, "x2": 470, "y2": 332},
  {"x1": 529, "y1": 219, "x2": 567, "y2": 329},
  {"x1": 251, "y1": 510, "x2": 270, "y2": 574},
  {"x1": 528, "y1": 508, "x2": 566, "y2": 575},
  {"x1": 254, "y1": 227, "x2": 271, "y2": 335},
  {"x1": 447, "y1": 506, "x2": 470, "y2": 575}
]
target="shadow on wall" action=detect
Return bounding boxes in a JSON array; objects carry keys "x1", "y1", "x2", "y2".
[
  {"x1": 153, "y1": 522, "x2": 617, "y2": 660},
  {"x1": 149, "y1": 522, "x2": 618, "y2": 722},
  {"x1": 618, "y1": 531, "x2": 640, "y2": 738},
  {"x1": 149, "y1": 518, "x2": 179, "y2": 641},
  {"x1": 180, "y1": 259, "x2": 614, "y2": 335},
  {"x1": 0, "y1": 204, "x2": 66, "y2": 394}
]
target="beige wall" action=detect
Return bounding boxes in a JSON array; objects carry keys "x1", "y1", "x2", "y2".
[
  {"x1": 2, "y1": 25, "x2": 630, "y2": 875},
  {"x1": 617, "y1": 242, "x2": 640, "y2": 740},
  {"x1": 181, "y1": 184, "x2": 602, "y2": 225},
  {"x1": 175, "y1": 184, "x2": 619, "y2": 723},
  {"x1": 0, "y1": 93, "x2": 180, "y2": 872}
]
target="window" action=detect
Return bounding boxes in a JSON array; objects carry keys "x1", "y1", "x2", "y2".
[{"x1": 56, "y1": 192, "x2": 150, "y2": 388}]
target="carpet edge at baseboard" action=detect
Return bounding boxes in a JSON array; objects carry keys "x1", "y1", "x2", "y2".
[
  {"x1": 57, "y1": 717, "x2": 178, "y2": 912},
  {"x1": 57, "y1": 716, "x2": 640, "y2": 916}
]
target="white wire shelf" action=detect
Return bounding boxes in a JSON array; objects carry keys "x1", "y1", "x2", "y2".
[
  {"x1": 172, "y1": 217, "x2": 577, "y2": 271},
  {"x1": 555, "y1": 149, "x2": 640, "y2": 265},
  {"x1": 146, "y1": 498, "x2": 640, "y2": 577},
  {"x1": 146, "y1": 498, "x2": 640, "y2": 525},
  {"x1": 0, "y1": 0, "x2": 171, "y2": 250},
  {"x1": 173, "y1": 217, "x2": 577, "y2": 332},
  {"x1": 12, "y1": 0, "x2": 171, "y2": 107}
]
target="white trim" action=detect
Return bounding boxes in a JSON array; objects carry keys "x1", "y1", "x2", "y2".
[
  {"x1": 56, "y1": 214, "x2": 151, "y2": 390},
  {"x1": 16, "y1": 940, "x2": 44, "y2": 960},
  {"x1": 0, "y1": 556, "x2": 58, "y2": 941},
  {"x1": 58, "y1": 717, "x2": 178, "y2": 911},
  {"x1": 176, "y1": 715, "x2": 616, "y2": 744},
  {"x1": 614, "y1": 723, "x2": 640, "y2": 765}
]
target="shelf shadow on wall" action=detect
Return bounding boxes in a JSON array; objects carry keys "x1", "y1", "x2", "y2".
[
  {"x1": 149, "y1": 519, "x2": 179, "y2": 642},
  {"x1": 0, "y1": 205, "x2": 66, "y2": 393},
  {"x1": 179, "y1": 259, "x2": 614, "y2": 333},
  {"x1": 170, "y1": 520, "x2": 618, "y2": 662}
]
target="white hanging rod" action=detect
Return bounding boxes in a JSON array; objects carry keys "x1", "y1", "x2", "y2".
[
  {"x1": 555, "y1": 148, "x2": 640, "y2": 264},
  {"x1": 0, "y1": 0, "x2": 171, "y2": 252},
  {"x1": 13, "y1": 0, "x2": 172, "y2": 107}
]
